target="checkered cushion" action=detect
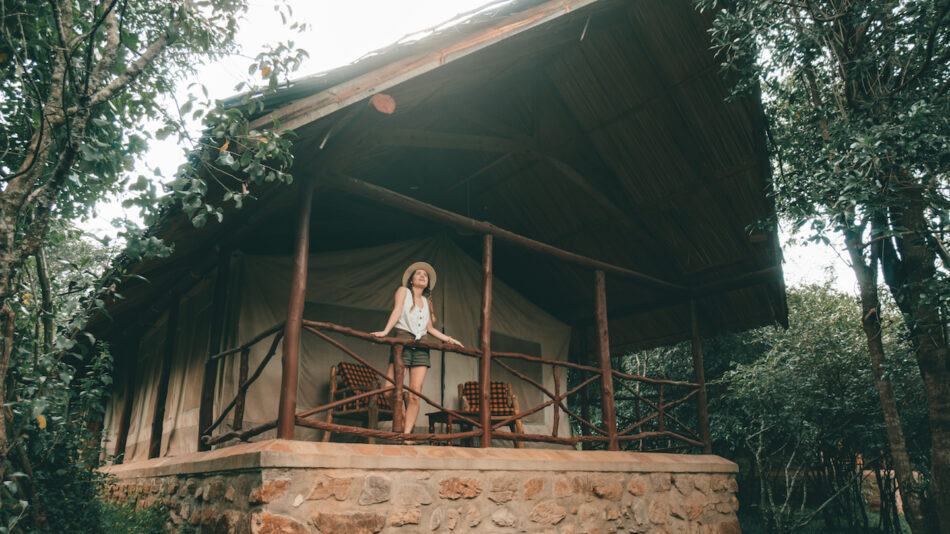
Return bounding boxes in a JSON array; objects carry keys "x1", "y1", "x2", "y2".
[
  {"x1": 460, "y1": 381, "x2": 514, "y2": 416},
  {"x1": 337, "y1": 362, "x2": 392, "y2": 411}
]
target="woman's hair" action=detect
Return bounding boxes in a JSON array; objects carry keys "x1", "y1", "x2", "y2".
[{"x1": 405, "y1": 270, "x2": 431, "y2": 298}]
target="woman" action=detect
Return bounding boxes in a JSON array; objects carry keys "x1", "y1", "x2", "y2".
[{"x1": 372, "y1": 262, "x2": 462, "y2": 440}]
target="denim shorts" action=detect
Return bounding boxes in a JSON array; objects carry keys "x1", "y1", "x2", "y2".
[{"x1": 389, "y1": 329, "x2": 431, "y2": 368}]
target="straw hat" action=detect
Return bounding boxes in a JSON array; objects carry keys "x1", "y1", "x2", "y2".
[{"x1": 402, "y1": 262, "x2": 436, "y2": 290}]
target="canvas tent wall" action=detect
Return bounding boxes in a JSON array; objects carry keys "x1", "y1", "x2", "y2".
[{"x1": 102, "y1": 235, "x2": 571, "y2": 461}]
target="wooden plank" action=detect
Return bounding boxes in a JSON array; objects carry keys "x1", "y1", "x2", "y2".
[
  {"x1": 148, "y1": 302, "x2": 179, "y2": 459},
  {"x1": 392, "y1": 345, "x2": 405, "y2": 433},
  {"x1": 232, "y1": 348, "x2": 250, "y2": 431},
  {"x1": 277, "y1": 177, "x2": 318, "y2": 439},
  {"x1": 479, "y1": 234, "x2": 493, "y2": 447},
  {"x1": 324, "y1": 174, "x2": 687, "y2": 292},
  {"x1": 594, "y1": 270, "x2": 619, "y2": 450},
  {"x1": 690, "y1": 301, "x2": 713, "y2": 453}
]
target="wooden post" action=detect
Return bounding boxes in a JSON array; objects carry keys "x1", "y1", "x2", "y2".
[
  {"x1": 594, "y1": 270, "x2": 619, "y2": 450},
  {"x1": 148, "y1": 302, "x2": 179, "y2": 459},
  {"x1": 232, "y1": 347, "x2": 250, "y2": 431},
  {"x1": 113, "y1": 354, "x2": 136, "y2": 464},
  {"x1": 392, "y1": 345, "x2": 405, "y2": 434},
  {"x1": 198, "y1": 251, "x2": 231, "y2": 451},
  {"x1": 657, "y1": 384, "x2": 665, "y2": 432},
  {"x1": 479, "y1": 234, "x2": 493, "y2": 447},
  {"x1": 276, "y1": 177, "x2": 317, "y2": 440},
  {"x1": 690, "y1": 301, "x2": 713, "y2": 453}
]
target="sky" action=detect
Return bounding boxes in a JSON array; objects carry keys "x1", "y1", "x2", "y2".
[{"x1": 83, "y1": 0, "x2": 858, "y2": 294}]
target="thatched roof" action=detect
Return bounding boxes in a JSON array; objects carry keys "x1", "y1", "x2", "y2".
[{"x1": 102, "y1": 0, "x2": 787, "y2": 356}]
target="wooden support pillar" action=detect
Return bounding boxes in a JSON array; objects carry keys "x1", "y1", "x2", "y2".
[
  {"x1": 232, "y1": 347, "x2": 250, "y2": 431},
  {"x1": 392, "y1": 345, "x2": 405, "y2": 434},
  {"x1": 594, "y1": 270, "x2": 619, "y2": 450},
  {"x1": 276, "y1": 177, "x2": 317, "y2": 440},
  {"x1": 148, "y1": 302, "x2": 179, "y2": 459},
  {"x1": 113, "y1": 353, "x2": 136, "y2": 464},
  {"x1": 479, "y1": 234, "x2": 493, "y2": 447},
  {"x1": 198, "y1": 251, "x2": 231, "y2": 451},
  {"x1": 690, "y1": 301, "x2": 713, "y2": 454}
]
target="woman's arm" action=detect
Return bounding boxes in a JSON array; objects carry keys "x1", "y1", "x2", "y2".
[
  {"x1": 426, "y1": 298, "x2": 462, "y2": 346},
  {"x1": 372, "y1": 287, "x2": 407, "y2": 337}
]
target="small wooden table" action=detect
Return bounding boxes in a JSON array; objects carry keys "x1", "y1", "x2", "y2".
[{"x1": 425, "y1": 411, "x2": 524, "y2": 448}]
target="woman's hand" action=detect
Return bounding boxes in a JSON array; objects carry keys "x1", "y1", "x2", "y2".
[
  {"x1": 371, "y1": 331, "x2": 388, "y2": 338},
  {"x1": 445, "y1": 336, "x2": 463, "y2": 347}
]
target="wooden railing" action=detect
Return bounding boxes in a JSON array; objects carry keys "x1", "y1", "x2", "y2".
[{"x1": 198, "y1": 318, "x2": 706, "y2": 449}]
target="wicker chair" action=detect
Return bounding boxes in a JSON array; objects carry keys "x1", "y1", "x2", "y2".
[{"x1": 323, "y1": 362, "x2": 395, "y2": 443}]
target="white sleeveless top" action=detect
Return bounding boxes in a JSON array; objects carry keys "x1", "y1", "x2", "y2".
[{"x1": 394, "y1": 289, "x2": 429, "y2": 340}]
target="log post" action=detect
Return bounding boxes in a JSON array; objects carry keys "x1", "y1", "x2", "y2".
[
  {"x1": 658, "y1": 384, "x2": 665, "y2": 433},
  {"x1": 277, "y1": 177, "x2": 317, "y2": 440},
  {"x1": 198, "y1": 251, "x2": 231, "y2": 451},
  {"x1": 690, "y1": 300, "x2": 713, "y2": 453},
  {"x1": 232, "y1": 347, "x2": 250, "y2": 431},
  {"x1": 594, "y1": 270, "x2": 619, "y2": 450},
  {"x1": 392, "y1": 344, "x2": 405, "y2": 434},
  {"x1": 113, "y1": 352, "x2": 136, "y2": 464},
  {"x1": 479, "y1": 234, "x2": 493, "y2": 447},
  {"x1": 148, "y1": 302, "x2": 179, "y2": 459}
]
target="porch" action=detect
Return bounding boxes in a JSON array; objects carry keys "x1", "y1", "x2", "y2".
[{"x1": 102, "y1": 439, "x2": 740, "y2": 533}]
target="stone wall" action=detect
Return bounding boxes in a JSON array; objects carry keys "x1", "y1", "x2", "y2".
[{"x1": 103, "y1": 440, "x2": 740, "y2": 534}]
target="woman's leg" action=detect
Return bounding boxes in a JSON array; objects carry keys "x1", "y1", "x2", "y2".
[{"x1": 403, "y1": 365, "x2": 428, "y2": 434}]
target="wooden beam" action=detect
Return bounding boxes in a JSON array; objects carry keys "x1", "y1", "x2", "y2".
[
  {"x1": 594, "y1": 270, "x2": 619, "y2": 451},
  {"x1": 324, "y1": 173, "x2": 688, "y2": 292},
  {"x1": 690, "y1": 301, "x2": 713, "y2": 454},
  {"x1": 276, "y1": 177, "x2": 317, "y2": 439},
  {"x1": 479, "y1": 234, "x2": 494, "y2": 447},
  {"x1": 248, "y1": 0, "x2": 600, "y2": 132},
  {"x1": 148, "y1": 302, "x2": 178, "y2": 459}
]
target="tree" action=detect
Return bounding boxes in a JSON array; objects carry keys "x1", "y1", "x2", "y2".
[
  {"x1": 0, "y1": 0, "x2": 306, "y2": 527},
  {"x1": 695, "y1": 1, "x2": 950, "y2": 531}
]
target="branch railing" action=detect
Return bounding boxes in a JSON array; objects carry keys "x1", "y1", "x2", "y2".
[{"x1": 197, "y1": 317, "x2": 706, "y2": 450}]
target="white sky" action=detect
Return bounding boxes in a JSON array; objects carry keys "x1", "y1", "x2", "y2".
[{"x1": 81, "y1": 0, "x2": 858, "y2": 294}]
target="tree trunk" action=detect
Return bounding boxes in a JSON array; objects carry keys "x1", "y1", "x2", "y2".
[
  {"x1": 843, "y1": 227, "x2": 937, "y2": 534},
  {"x1": 883, "y1": 190, "x2": 950, "y2": 534},
  {"x1": 35, "y1": 247, "x2": 53, "y2": 354}
]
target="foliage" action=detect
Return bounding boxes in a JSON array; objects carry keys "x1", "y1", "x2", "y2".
[
  {"x1": 693, "y1": 0, "x2": 950, "y2": 529},
  {"x1": 0, "y1": 0, "x2": 311, "y2": 530},
  {"x1": 573, "y1": 284, "x2": 927, "y2": 533}
]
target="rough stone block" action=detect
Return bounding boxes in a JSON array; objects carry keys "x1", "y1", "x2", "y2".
[
  {"x1": 593, "y1": 478, "x2": 623, "y2": 500},
  {"x1": 312, "y1": 512, "x2": 386, "y2": 534},
  {"x1": 693, "y1": 475, "x2": 711, "y2": 495},
  {"x1": 530, "y1": 501, "x2": 568, "y2": 525},
  {"x1": 446, "y1": 508, "x2": 460, "y2": 530},
  {"x1": 308, "y1": 474, "x2": 353, "y2": 501},
  {"x1": 464, "y1": 504, "x2": 481, "y2": 528},
  {"x1": 673, "y1": 474, "x2": 693, "y2": 496},
  {"x1": 648, "y1": 500, "x2": 670, "y2": 524},
  {"x1": 359, "y1": 474, "x2": 392, "y2": 505},
  {"x1": 554, "y1": 477, "x2": 573, "y2": 497},
  {"x1": 429, "y1": 507, "x2": 443, "y2": 531},
  {"x1": 439, "y1": 477, "x2": 481, "y2": 500},
  {"x1": 651, "y1": 474, "x2": 672, "y2": 492},
  {"x1": 390, "y1": 507, "x2": 421, "y2": 526},
  {"x1": 524, "y1": 477, "x2": 544, "y2": 500},
  {"x1": 492, "y1": 507, "x2": 517, "y2": 527},
  {"x1": 249, "y1": 479, "x2": 290, "y2": 504},
  {"x1": 489, "y1": 476, "x2": 519, "y2": 503},
  {"x1": 395, "y1": 482, "x2": 433, "y2": 506},
  {"x1": 626, "y1": 475, "x2": 647, "y2": 496}
]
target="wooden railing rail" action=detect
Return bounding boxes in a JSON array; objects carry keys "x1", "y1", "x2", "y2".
[
  {"x1": 200, "y1": 329, "x2": 284, "y2": 441},
  {"x1": 198, "y1": 319, "x2": 706, "y2": 450}
]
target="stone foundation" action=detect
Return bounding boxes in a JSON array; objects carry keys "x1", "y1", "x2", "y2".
[{"x1": 102, "y1": 440, "x2": 740, "y2": 533}]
